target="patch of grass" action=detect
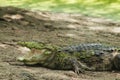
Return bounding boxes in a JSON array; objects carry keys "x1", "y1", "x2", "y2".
[{"x1": 0, "y1": 0, "x2": 120, "y2": 21}]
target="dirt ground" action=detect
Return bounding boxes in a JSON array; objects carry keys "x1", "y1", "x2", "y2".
[{"x1": 0, "y1": 6, "x2": 120, "y2": 80}]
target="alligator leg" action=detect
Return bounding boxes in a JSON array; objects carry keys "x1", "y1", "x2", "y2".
[
  {"x1": 69, "y1": 58, "x2": 94, "y2": 74},
  {"x1": 73, "y1": 61, "x2": 85, "y2": 74}
]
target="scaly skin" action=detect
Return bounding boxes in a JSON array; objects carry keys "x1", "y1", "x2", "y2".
[{"x1": 17, "y1": 42, "x2": 120, "y2": 74}]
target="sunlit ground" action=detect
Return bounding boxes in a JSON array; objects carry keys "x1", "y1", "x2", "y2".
[{"x1": 0, "y1": 0, "x2": 120, "y2": 21}]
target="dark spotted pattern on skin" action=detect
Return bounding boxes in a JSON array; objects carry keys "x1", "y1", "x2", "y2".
[{"x1": 59, "y1": 43, "x2": 116, "y2": 55}]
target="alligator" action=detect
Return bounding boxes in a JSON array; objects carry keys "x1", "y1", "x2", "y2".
[{"x1": 17, "y1": 42, "x2": 120, "y2": 74}]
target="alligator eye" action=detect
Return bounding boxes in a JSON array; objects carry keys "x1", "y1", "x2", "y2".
[{"x1": 57, "y1": 50, "x2": 61, "y2": 52}]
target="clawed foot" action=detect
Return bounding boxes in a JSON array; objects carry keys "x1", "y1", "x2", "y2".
[
  {"x1": 73, "y1": 64, "x2": 85, "y2": 74},
  {"x1": 69, "y1": 58, "x2": 93, "y2": 74},
  {"x1": 69, "y1": 58, "x2": 84, "y2": 74}
]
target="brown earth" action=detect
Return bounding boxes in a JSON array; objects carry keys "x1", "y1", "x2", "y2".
[{"x1": 0, "y1": 6, "x2": 120, "y2": 80}]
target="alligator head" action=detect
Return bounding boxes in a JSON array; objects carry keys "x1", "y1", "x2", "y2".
[{"x1": 17, "y1": 48, "x2": 53, "y2": 65}]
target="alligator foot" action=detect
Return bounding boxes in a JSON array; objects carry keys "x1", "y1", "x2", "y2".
[
  {"x1": 69, "y1": 58, "x2": 93, "y2": 74},
  {"x1": 73, "y1": 63, "x2": 85, "y2": 74}
]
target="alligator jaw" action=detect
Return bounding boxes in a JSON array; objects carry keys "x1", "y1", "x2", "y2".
[{"x1": 17, "y1": 57, "x2": 24, "y2": 61}]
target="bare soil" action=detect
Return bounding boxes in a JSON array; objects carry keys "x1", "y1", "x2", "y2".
[{"x1": 0, "y1": 6, "x2": 120, "y2": 80}]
